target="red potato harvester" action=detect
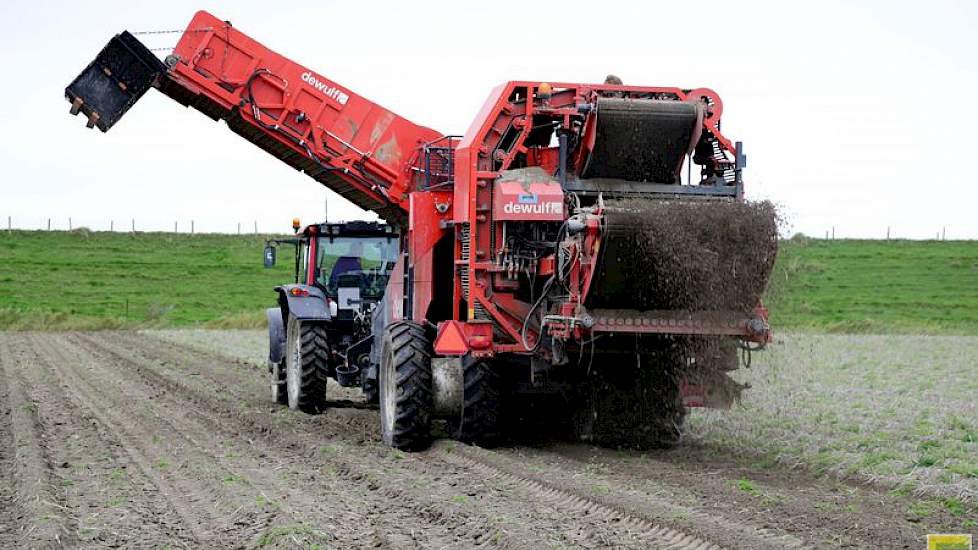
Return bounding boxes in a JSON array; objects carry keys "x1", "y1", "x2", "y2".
[{"x1": 66, "y1": 11, "x2": 778, "y2": 450}]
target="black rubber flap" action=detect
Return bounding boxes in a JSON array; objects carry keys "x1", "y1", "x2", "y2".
[{"x1": 65, "y1": 31, "x2": 166, "y2": 132}]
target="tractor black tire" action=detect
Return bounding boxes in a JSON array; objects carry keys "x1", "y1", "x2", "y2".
[
  {"x1": 269, "y1": 360, "x2": 287, "y2": 405},
  {"x1": 448, "y1": 355, "x2": 502, "y2": 446},
  {"x1": 285, "y1": 315, "x2": 330, "y2": 414},
  {"x1": 379, "y1": 321, "x2": 433, "y2": 451}
]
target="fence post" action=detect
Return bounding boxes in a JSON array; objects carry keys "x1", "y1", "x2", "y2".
[
  {"x1": 886, "y1": 226, "x2": 890, "y2": 240},
  {"x1": 110, "y1": 220, "x2": 114, "y2": 232},
  {"x1": 6, "y1": 216, "x2": 9, "y2": 231},
  {"x1": 831, "y1": 226, "x2": 835, "y2": 240},
  {"x1": 69, "y1": 217, "x2": 72, "y2": 230},
  {"x1": 47, "y1": 219, "x2": 51, "y2": 231},
  {"x1": 131, "y1": 218, "x2": 135, "y2": 232},
  {"x1": 254, "y1": 220, "x2": 258, "y2": 234},
  {"x1": 942, "y1": 227, "x2": 946, "y2": 241},
  {"x1": 237, "y1": 222, "x2": 241, "y2": 235},
  {"x1": 174, "y1": 221, "x2": 178, "y2": 233},
  {"x1": 191, "y1": 220, "x2": 194, "y2": 234}
]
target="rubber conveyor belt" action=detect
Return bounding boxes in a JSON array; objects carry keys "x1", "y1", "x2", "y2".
[{"x1": 582, "y1": 98, "x2": 702, "y2": 184}]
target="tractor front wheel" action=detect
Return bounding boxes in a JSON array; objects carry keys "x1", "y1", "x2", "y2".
[
  {"x1": 379, "y1": 321, "x2": 433, "y2": 450},
  {"x1": 285, "y1": 315, "x2": 329, "y2": 414}
]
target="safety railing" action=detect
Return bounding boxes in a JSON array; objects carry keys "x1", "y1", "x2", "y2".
[{"x1": 420, "y1": 135, "x2": 461, "y2": 190}]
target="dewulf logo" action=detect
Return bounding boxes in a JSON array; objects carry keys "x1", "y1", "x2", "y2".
[
  {"x1": 300, "y1": 72, "x2": 349, "y2": 105},
  {"x1": 503, "y1": 201, "x2": 563, "y2": 215}
]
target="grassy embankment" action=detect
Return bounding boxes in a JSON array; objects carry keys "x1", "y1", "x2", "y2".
[
  {"x1": 0, "y1": 229, "x2": 292, "y2": 329},
  {"x1": 765, "y1": 235, "x2": 977, "y2": 334},
  {"x1": 1, "y1": 229, "x2": 977, "y2": 332}
]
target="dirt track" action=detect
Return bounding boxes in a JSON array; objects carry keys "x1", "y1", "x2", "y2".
[{"x1": 0, "y1": 332, "x2": 960, "y2": 548}]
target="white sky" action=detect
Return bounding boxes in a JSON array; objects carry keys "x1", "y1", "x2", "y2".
[{"x1": 1, "y1": 0, "x2": 976, "y2": 238}]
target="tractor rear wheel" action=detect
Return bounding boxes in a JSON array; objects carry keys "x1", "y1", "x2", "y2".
[
  {"x1": 448, "y1": 355, "x2": 501, "y2": 446},
  {"x1": 379, "y1": 321, "x2": 433, "y2": 450},
  {"x1": 269, "y1": 360, "x2": 287, "y2": 405},
  {"x1": 285, "y1": 315, "x2": 329, "y2": 414}
]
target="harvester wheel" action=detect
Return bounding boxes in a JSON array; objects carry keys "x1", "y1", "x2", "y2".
[
  {"x1": 269, "y1": 360, "x2": 287, "y2": 405},
  {"x1": 448, "y1": 355, "x2": 501, "y2": 446},
  {"x1": 285, "y1": 315, "x2": 329, "y2": 414},
  {"x1": 379, "y1": 321, "x2": 433, "y2": 451}
]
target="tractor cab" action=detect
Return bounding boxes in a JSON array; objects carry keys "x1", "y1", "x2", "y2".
[
  {"x1": 266, "y1": 220, "x2": 399, "y2": 321},
  {"x1": 299, "y1": 221, "x2": 398, "y2": 321}
]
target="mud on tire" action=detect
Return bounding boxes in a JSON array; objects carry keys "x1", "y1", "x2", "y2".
[
  {"x1": 269, "y1": 360, "x2": 287, "y2": 405},
  {"x1": 379, "y1": 321, "x2": 433, "y2": 451},
  {"x1": 362, "y1": 375, "x2": 379, "y2": 405},
  {"x1": 285, "y1": 315, "x2": 329, "y2": 414},
  {"x1": 448, "y1": 355, "x2": 501, "y2": 446}
]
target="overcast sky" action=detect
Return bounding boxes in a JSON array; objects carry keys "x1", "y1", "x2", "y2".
[{"x1": 2, "y1": 0, "x2": 976, "y2": 238}]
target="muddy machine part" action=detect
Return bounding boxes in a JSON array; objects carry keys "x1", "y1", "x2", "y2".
[{"x1": 66, "y1": 32, "x2": 165, "y2": 131}]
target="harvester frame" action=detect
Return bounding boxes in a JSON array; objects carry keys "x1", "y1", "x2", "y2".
[{"x1": 66, "y1": 10, "x2": 776, "y2": 450}]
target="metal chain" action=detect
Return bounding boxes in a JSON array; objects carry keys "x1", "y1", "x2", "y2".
[
  {"x1": 131, "y1": 27, "x2": 213, "y2": 35},
  {"x1": 134, "y1": 27, "x2": 218, "y2": 53}
]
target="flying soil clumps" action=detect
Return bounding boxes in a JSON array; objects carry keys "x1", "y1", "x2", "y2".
[{"x1": 587, "y1": 198, "x2": 780, "y2": 312}]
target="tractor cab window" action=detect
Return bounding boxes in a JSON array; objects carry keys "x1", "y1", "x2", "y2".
[
  {"x1": 297, "y1": 240, "x2": 308, "y2": 284},
  {"x1": 314, "y1": 236, "x2": 398, "y2": 299}
]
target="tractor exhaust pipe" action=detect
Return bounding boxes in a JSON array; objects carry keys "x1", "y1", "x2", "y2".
[{"x1": 65, "y1": 31, "x2": 165, "y2": 132}]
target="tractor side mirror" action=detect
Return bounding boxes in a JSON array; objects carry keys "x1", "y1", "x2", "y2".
[{"x1": 263, "y1": 245, "x2": 276, "y2": 268}]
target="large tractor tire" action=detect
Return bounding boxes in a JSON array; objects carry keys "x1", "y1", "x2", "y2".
[
  {"x1": 285, "y1": 315, "x2": 329, "y2": 414},
  {"x1": 269, "y1": 360, "x2": 287, "y2": 405},
  {"x1": 448, "y1": 355, "x2": 502, "y2": 446},
  {"x1": 379, "y1": 321, "x2": 433, "y2": 451},
  {"x1": 576, "y1": 347, "x2": 687, "y2": 449}
]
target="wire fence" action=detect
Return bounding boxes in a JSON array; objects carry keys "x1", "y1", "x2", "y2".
[
  {"x1": 816, "y1": 225, "x2": 951, "y2": 241},
  {"x1": 3, "y1": 216, "x2": 276, "y2": 235},
  {"x1": 0, "y1": 216, "x2": 961, "y2": 240}
]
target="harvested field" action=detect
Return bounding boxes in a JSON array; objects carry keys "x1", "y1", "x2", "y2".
[
  {"x1": 155, "y1": 330, "x2": 978, "y2": 508},
  {"x1": 0, "y1": 330, "x2": 969, "y2": 549},
  {"x1": 687, "y1": 333, "x2": 978, "y2": 506}
]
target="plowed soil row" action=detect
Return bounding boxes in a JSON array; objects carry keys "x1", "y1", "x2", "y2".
[{"x1": 0, "y1": 331, "x2": 960, "y2": 548}]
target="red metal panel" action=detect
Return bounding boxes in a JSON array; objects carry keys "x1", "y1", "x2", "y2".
[
  {"x1": 492, "y1": 180, "x2": 564, "y2": 221},
  {"x1": 167, "y1": 11, "x2": 442, "y2": 218},
  {"x1": 408, "y1": 191, "x2": 452, "y2": 320}
]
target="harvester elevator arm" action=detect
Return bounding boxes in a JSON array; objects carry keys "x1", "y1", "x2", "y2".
[{"x1": 65, "y1": 10, "x2": 442, "y2": 224}]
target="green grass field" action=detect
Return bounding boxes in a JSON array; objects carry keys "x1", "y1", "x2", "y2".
[
  {"x1": 1, "y1": 229, "x2": 976, "y2": 332},
  {"x1": 0, "y1": 229, "x2": 292, "y2": 329},
  {"x1": 766, "y1": 236, "x2": 978, "y2": 333}
]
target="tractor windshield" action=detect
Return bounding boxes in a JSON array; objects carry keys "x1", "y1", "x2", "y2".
[{"x1": 315, "y1": 236, "x2": 399, "y2": 298}]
